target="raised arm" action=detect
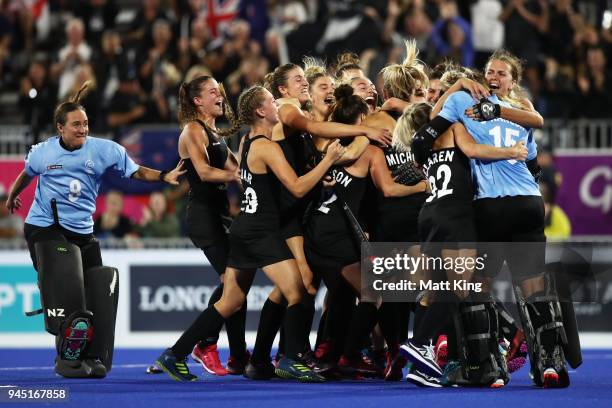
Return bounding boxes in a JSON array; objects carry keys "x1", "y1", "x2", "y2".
[
  {"x1": 279, "y1": 103, "x2": 392, "y2": 145},
  {"x1": 262, "y1": 139, "x2": 345, "y2": 198},
  {"x1": 465, "y1": 97, "x2": 544, "y2": 128}
]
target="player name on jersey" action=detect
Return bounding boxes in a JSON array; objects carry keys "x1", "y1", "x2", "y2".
[
  {"x1": 331, "y1": 168, "x2": 353, "y2": 188},
  {"x1": 385, "y1": 151, "x2": 413, "y2": 167},
  {"x1": 422, "y1": 150, "x2": 455, "y2": 173}
]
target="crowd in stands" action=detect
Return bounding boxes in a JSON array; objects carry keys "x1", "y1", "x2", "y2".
[{"x1": 1, "y1": 0, "x2": 607, "y2": 241}]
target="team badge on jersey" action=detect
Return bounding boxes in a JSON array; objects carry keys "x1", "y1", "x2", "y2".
[{"x1": 84, "y1": 160, "x2": 95, "y2": 174}]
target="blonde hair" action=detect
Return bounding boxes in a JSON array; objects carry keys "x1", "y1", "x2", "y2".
[
  {"x1": 393, "y1": 102, "x2": 432, "y2": 152},
  {"x1": 486, "y1": 50, "x2": 529, "y2": 109},
  {"x1": 216, "y1": 86, "x2": 268, "y2": 137},
  {"x1": 303, "y1": 56, "x2": 329, "y2": 86},
  {"x1": 380, "y1": 40, "x2": 429, "y2": 101}
]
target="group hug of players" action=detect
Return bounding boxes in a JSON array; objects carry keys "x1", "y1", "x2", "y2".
[{"x1": 5, "y1": 38, "x2": 580, "y2": 388}]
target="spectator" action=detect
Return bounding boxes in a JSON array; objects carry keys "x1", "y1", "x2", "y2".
[
  {"x1": 470, "y1": 0, "x2": 504, "y2": 69},
  {"x1": 19, "y1": 59, "x2": 57, "y2": 142},
  {"x1": 226, "y1": 55, "x2": 270, "y2": 108},
  {"x1": 125, "y1": 0, "x2": 171, "y2": 51},
  {"x1": 177, "y1": 16, "x2": 211, "y2": 73},
  {"x1": 51, "y1": 18, "x2": 93, "y2": 100},
  {"x1": 499, "y1": 0, "x2": 548, "y2": 95},
  {"x1": 540, "y1": 183, "x2": 571, "y2": 240},
  {"x1": 105, "y1": 69, "x2": 148, "y2": 132},
  {"x1": 93, "y1": 190, "x2": 136, "y2": 239},
  {"x1": 239, "y1": 0, "x2": 270, "y2": 47},
  {"x1": 136, "y1": 19, "x2": 178, "y2": 94},
  {"x1": 576, "y1": 46, "x2": 612, "y2": 118},
  {"x1": 430, "y1": 1, "x2": 474, "y2": 67},
  {"x1": 71, "y1": 0, "x2": 118, "y2": 49},
  {"x1": 94, "y1": 30, "x2": 129, "y2": 110},
  {"x1": 138, "y1": 191, "x2": 180, "y2": 238},
  {"x1": 544, "y1": 0, "x2": 577, "y2": 65},
  {"x1": 0, "y1": 187, "x2": 23, "y2": 238}
]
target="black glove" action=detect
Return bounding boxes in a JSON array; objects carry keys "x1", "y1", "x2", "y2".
[
  {"x1": 410, "y1": 116, "x2": 453, "y2": 165},
  {"x1": 392, "y1": 161, "x2": 426, "y2": 186},
  {"x1": 471, "y1": 98, "x2": 501, "y2": 121}
]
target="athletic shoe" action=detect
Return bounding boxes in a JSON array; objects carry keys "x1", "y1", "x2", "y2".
[
  {"x1": 275, "y1": 357, "x2": 326, "y2": 382},
  {"x1": 297, "y1": 350, "x2": 334, "y2": 374},
  {"x1": 273, "y1": 352, "x2": 284, "y2": 369},
  {"x1": 434, "y1": 335, "x2": 448, "y2": 369},
  {"x1": 226, "y1": 350, "x2": 251, "y2": 375},
  {"x1": 82, "y1": 358, "x2": 107, "y2": 378},
  {"x1": 191, "y1": 343, "x2": 228, "y2": 376},
  {"x1": 400, "y1": 339, "x2": 443, "y2": 377},
  {"x1": 337, "y1": 355, "x2": 382, "y2": 378},
  {"x1": 55, "y1": 357, "x2": 94, "y2": 378},
  {"x1": 440, "y1": 360, "x2": 468, "y2": 387},
  {"x1": 243, "y1": 359, "x2": 276, "y2": 380},
  {"x1": 507, "y1": 330, "x2": 528, "y2": 373},
  {"x1": 490, "y1": 378, "x2": 505, "y2": 388},
  {"x1": 314, "y1": 339, "x2": 332, "y2": 360},
  {"x1": 406, "y1": 367, "x2": 443, "y2": 388},
  {"x1": 146, "y1": 362, "x2": 163, "y2": 374},
  {"x1": 384, "y1": 348, "x2": 407, "y2": 381},
  {"x1": 156, "y1": 349, "x2": 198, "y2": 382}
]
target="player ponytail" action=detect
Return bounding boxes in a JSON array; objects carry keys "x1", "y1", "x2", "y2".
[
  {"x1": 380, "y1": 39, "x2": 428, "y2": 101},
  {"x1": 330, "y1": 84, "x2": 368, "y2": 125},
  {"x1": 54, "y1": 81, "x2": 92, "y2": 126}
]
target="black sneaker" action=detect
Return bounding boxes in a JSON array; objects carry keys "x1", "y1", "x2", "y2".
[
  {"x1": 156, "y1": 349, "x2": 198, "y2": 382},
  {"x1": 400, "y1": 339, "x2": 443, "y2": 377},
  {"x1": 297, "y1": 350, "x2": 334, "y2": 374},
  {"x1": 82, "y1": 359, "x2": 107, "y2": 378},
  {"x1": 243, "y1": 360, "x2": 276, "y2": 380},
  {"x1": 406, "y1": 367, "x2": 443, "y2": 388},
  {"x1": 275, "y1": 357, "x2": 326, "y2": 382}
]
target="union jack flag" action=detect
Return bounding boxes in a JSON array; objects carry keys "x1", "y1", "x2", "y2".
[{"x1": 203, "y1": 0, "x2": 239, "y2": 37}]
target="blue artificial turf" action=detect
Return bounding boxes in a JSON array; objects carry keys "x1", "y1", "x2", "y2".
[{"x1": 0, "y1": 348, "x2": 611, "y2": 407}]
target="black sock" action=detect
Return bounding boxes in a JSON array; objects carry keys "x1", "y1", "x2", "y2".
[
  {"x1": 278, "y1": 324, "x2": 286, "y2": 355},
  {"x1": 171, "y1": 306, "x2": 225, "y2": 358},
  {"x1": 343, "y1": 302, "x2": 378, "y2": 360},
  {"x1": 378, "y1": 302, "x2": 399, "y2": 350},
  {"x1": 315, "y1": 309, "x2": 328, "y2": 348},
  {"x1": 252, "y1": 298, "x2": 286, "y2": 364},
  {"x1": 226, "y1": 301, "x2": 247, "y2": 358},
  {"x1": 413, "y1": 292, "x2": 460, "y2": 346},
  {"x1": 302, "y1": 295, "x2": 315, "y2": 352},
  {"x1": 283, "y1": 303, "x2": 308, "y2": 360},
  {"x1": 413, "y1": 303, "x2": 428, "y2": 335},
  {"x1": 196, "y1": 283, "x2": 224, "y2": 346}
]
